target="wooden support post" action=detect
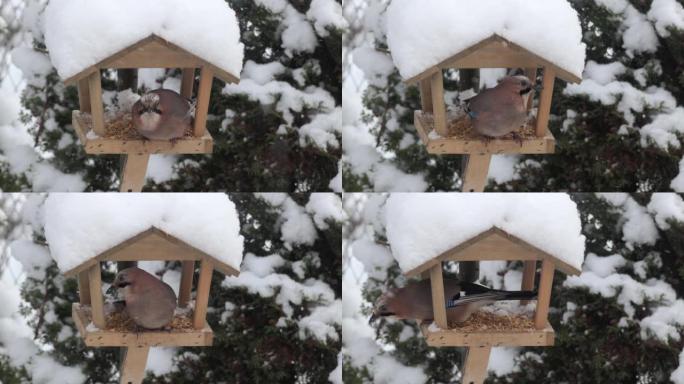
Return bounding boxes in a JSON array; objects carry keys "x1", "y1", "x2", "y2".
[
  {"x1": 178, "y1": 261, "x2": 195, "y2": 308},
  {"x1": 180, "y1": 68, "x2": 195, "y2": 99},
  {"x1": 78, "y1": 270, "x2": 91, "y2": 305},
  {"x1": 429, "y1": 263, "x2": 447, "y2": 329},
  {"x1": 119, "y1": 154, "x2": 150, "y2": 192},
  {"x1": 535, "y1": 67, "x2": 556, "y2": 138},
  {"x1": 462, "y1": 154, "x2": 492, "y2": 192},
  {"x1": 88, "y1": 263, "x2": 106, "y2": 329},
  {"x1": 419, "y1": 78, "x2": 433, "y2": 113},
  {"x1": 524, "y1": 67, "x2": 537, "y2": 111},
  {"x1": 88, "y1": 71, "x2": 106, "y2": 136},
  {"x1": 521, "y1": 260, "x2": 537, "y2": 305},
  {"x1": 534, "y1": 259, "x2": 555, "y2": 329},
  {"x1": 120, "y1": 346, "x2": 150, "y2": 384},
  {"x1": 430, "y1": 71, "x2": 448, "y2": 137},
  {"x1": 77, "y1": 79, "x2": 91, "y2": 113},
  {"x1": 193, "y1": 259, "x2": 214, "y2": 329},
  {"x1": 193, "y1": 67, "x2": 214, "y2": 137},
  {"x1": 462, "y1": 346, "x2": 492, "y2": 384}
]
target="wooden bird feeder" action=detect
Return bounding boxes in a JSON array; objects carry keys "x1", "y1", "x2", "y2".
[
  {"x1": 65, "y1": 34, "x2": 240, "y2": 192},
  {"x1": 64, "y1": 226, "x2": 240, "y2": 384},
  {"x1": 405, "y1": 35, "x2": 582, "y2": 192},
  {"x1": 403, "y1": 226, "x2": 581, "y2": 384}
]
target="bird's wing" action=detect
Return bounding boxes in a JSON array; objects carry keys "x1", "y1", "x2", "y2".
[{"x1": 446, "y1": 292, "x2": 512, "y2": 308}]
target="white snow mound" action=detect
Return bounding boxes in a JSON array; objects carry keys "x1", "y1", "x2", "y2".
[
  {"x1": 44, "y1": 0, "x2": 244, "y2": 80},
  {"x1": 44, "y1": 193, "x2": 244, "y2": 273},
  {"x1": 386, "y1": 0, "x2": 586, "y2": 80},
  {"x1": 384, "y1": 193, "x2": 586, "y2": 273}
]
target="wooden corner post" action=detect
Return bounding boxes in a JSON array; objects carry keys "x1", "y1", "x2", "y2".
[
  {"x1": 88, "y1": 263, "x2": 106, "y2": 329},
  {"x1": 462, "y1": 154, "x2": 492, "y2": 192},
  {"x1": 120, "y1": 154, "x2": 150, "y2": 192},
  {"x1": 535, "y1": 67, "x2": 556, "y2": 138},
  {"x1": 462, "y1": 346, "x2": 492, "y2": 384},
  {"x1": 430, "y1": 71, "x2": 448, "y2": 137},
  {"x1": 178, "y1": 261, "x2": 195, "y2": 308},
  {"x1": 429, "y1": 262, "x2": 448, "y2": 329},
  {"x1": 88, "y1": 71, "x2": 106, "y2": 136},
  {"x1": 534, "y1": 259, "x2": 555, "y2": 329},
  {"x1": 120, "y1": 346, "x2": 150, "y2": 384},
  {"x1": 193, "y1": 67, "x2": 214, "y2": 137},
  {"x1": 521, "y1": 260, "x2": 537, "y2": 305},
  {"x1": 193, "y1": 259, "x2": 214, "y2": 329}
]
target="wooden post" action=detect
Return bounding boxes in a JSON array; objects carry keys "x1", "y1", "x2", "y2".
[
  {"x1": 178, "y1": 261, "x2": 195, "y2": 307},
  {"x1": 193, "y1": 67, "x2": 214, "y2": 137},
  {"x1": 535, "y1": 67, "x2": 556, "y2": 138},
  {"x1": 88, "y1": 263, "x2": 106, "y2": 329},
  {"x1": 78, "y1": 270, "x2": 91, "y2": 305},
  {"x1": 524, "y1": 67, "x2": 537, "y2": 111},
  {"x1": 419, "y1": 79, "x2": 433, "y2": 113},
  {"x1": 534, "y1": 259, "x2": 555, "y2": 329},
  {"x1": 180, "y1": 68, "x2": 195, "y2": 99},
  {"x1": 77, "y1": 79, "x2": 91, "y2": 113},
  {"x1": 430, "y1": 71, "x2": 448, "y2": 137},
  {"x1": 193, "y1": 259, "x2": 214, "y2": 329},
  {"x1": 462, "y1": 346, "x2": 492, "y2": 384},
  {"x1": 120, "y1": 346, "x2": 150, "y2": 384},
  {"x1": 88, "y1": 71, "x2": 106, "y2": 136},
  {"x1": 462, "y1": 154, "x2": 492, "y2": 192},
  {"x1": 119, "y1": 154, "x2": 150, "y2": 192},
  {"x1": 521, "y1": 260, "x2": 537, "y2": 305},
  {"x1": 429, "y1": 263, "x2": 447, "y2": 329}
]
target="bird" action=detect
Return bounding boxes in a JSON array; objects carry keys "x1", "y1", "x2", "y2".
[
  {"x1": 112, "y1": 267, "x2": 177, "y2": 330},
  {"x1": 466, "y1": 75, "x2": 538, "y2": 140},
  {"x1": 131, "y1": 89, "x2": 195, "y2": 141},
  {"x1": 370, "y1": 278, "x2": 537, "y2": 325}
]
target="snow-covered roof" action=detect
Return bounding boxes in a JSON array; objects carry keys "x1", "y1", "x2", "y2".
[
  {"x1": 386, "y1": 0, "x2": 586, "y2": 82},
  {"x1": 384, "y1": 193, "x2": 585, "y2": 275},
  {"x1": 44, "y1": 0, "x2": 244, "y2": 83},
  {"x1": 44, "y1": 193, "x2": 244, "y2": 274}
]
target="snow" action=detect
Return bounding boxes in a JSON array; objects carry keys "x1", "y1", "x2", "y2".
[
  {"x1": 647, "y1": 193, "x2": 684, "y2": 229},
  {"x1": 44, "y1": 0, "x2": 244, "y2": 80},
  {"x1": 647, "y1": 0, "x2": 684, "y2": 37},
  {"x1": 307, "y1": 0, "x2": 347, "y2": 37},
  {"x1": 43, "y1": 193, "x2": 244, "y2": 273},
  {"x1": 599, "y1": 194, "x2": 659, "y2": 246},
  {"x1": 673, "y1": 349, "x2": 684, "y2": 384},
  {"x1": 488, "y1": 155, "x2": 520, "y2": 184},
  {"x1": 385, "y1": 0, "x2": 586, "y2": 80},
  {"x1": 384, "y1": 194, "x2": 585, "y2": 273},
  {"x1": 329, "y1": 352, "x2": 343, "y2": 384},
  {"x1": 671, "y1": 158, "x2": 684, "y2": 192},
  {"x1": 305, "y1": 193, "x2": 345, "y2": 230}
]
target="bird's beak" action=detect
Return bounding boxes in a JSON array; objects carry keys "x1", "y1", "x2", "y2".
[{"x1": 106, "y1": 284, "x2": 118, "y2": 295}]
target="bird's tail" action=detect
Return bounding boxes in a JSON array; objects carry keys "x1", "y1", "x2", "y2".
[{"x1": 446, "y1": 290, "x2": 537, "y2": 308}]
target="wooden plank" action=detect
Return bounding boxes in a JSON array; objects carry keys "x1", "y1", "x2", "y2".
[
  {"x1": 462, "y1": 346, "x2": 492, "y2": 384},
  {"x1": 441, "y1": 38, "x2": 538, "y2": 69},
  {"x1": 429, "y1": 263, "x2": 447, "y2": 329},
  {"x1": 405, "y1": 227, "x2": 581, "y2": 278},
  {"x1": 535, "y1": 67, "x2": 556, "y2": 137},
  {"x1": 446, "y1": 231, "x2": 539, "y2": 262},
  {"x1": 180, "y1": 68, "x2": 195, "y2": 98},
  {"x1": 120, "y1": 346, "x2": 150, "y2": 384},
  {"x1": 120, "y1": 154, "x2": 150, "y2": 192},
  {"x1": 193, "y1": 67, "x2": 214, "y2": 137},
  {"x1": 521, "y1": 260, "x2": 537, "y2": 305},
  {"x1": 88, "y1": 264, "x2": 106, "y2": 329},
  {"x1": 72, "y1": 304, "x2": 214, "y2": 347},
  {"x1": 64, "y1": 35, "x2": 239, "y2": 85},
  {"x1": 78, "y1": 271, "x2": 91, "y2": 305},
  {"x1": 419, "y1": 79, "x2": 433, "y2": 113},
  {"x1": 178, "y1": 261, "x2": 195, "y2": 308},
  {"x1": 419, "y1": 321, "x2": 555, "y2": 347},
  {"x1": 404, "y1": 34, "x2": 581, "y2": 85},
  {"x1": 462, "y1": 154, "x2": 492, "y2": 192},
  {"x1": 193, "y1": 259, "x2": 214, "y2": 329},
  {"x1": 413, "y1": 111, "x2": 556, "y2": 155},
  {"x1": 77, "y1": 79, "x2": 91, "y2": 113},
  {"x1": 88, "y1": 72, "x2": 106, "y2": 136},
  {"x1": 72, "y1": 111, "x2": 214, "y2": 155},
  {"x1": 534, "y1": 259, "x2": 555, "y2": 329}
]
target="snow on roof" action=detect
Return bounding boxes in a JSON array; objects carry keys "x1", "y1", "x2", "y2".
[
  {"x1": 44, "y1": 0, "x2": 244, "y2": 81},
  {"x1": 384, "y1": 193, "x2": 586, "y2": 274},
  {"x1": 386, "y1": 0, "x2": 586, "y2": 81},
  {"x1": 44, "y1": 193, "x2": 244, "y2": 273}
]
